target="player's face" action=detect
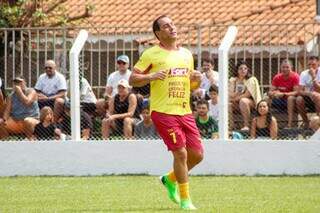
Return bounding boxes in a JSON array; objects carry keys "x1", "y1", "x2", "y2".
[
  {"x1": 157, "y1": 17, "x2": 177, "y2": 40},
  {"x1": 258, "y1": 101, "x2": 269, "y2": 116},
  {"x1": 196, "y1": 104, "x2": 208, "y2": 116},
  {"x1": 280, "y1": 63, "x2": 291, "y2": 75}
]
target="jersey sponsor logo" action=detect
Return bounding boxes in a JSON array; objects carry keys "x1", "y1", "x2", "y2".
[{"x1": 168, "y1": 68, "x2": 189, "y2": 77}]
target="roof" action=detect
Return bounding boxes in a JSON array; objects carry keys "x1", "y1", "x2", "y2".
[{"x1": 59, "y1": 0, "x2": 319, "y2": 46}]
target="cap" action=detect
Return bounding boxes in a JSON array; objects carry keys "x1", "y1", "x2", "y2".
[
  {"x1": 117, "y1": 55, "x2": 129, "y2": 64},
  {"x1": 117, "y1": 79, "x2": 131, "y2": 89},
  {"x1": 13, "y1": 75, "x2": 24, "y2": 83}
]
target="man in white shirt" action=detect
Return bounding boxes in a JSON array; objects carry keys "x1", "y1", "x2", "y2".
[
  {"x1": 34, "y1": 60, "x2": 67, "y2": 122},
  {"x1": 296, "y1": 56, "x2": 320, "y2": 128},
  {"x1": 105, "y1": 55, "x2": 132, "y2": 98}
]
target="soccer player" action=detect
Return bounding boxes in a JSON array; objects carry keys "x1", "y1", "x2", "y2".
[{"x1": 129, "y1": 15, "x2": 203, "y2": 210}]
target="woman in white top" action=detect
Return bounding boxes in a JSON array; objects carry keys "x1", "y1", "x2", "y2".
[{"x1": 229, "y1": 61, "x2": 262, "y2": 131}]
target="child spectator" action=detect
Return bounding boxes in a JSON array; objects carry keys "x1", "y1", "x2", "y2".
[
  {"x1": 195, "y1": 99, "x2": 218, "y2": 139},
  {"x1": 208, "y1": 84, "x2": 219, "y2": 121},
  {"x1": 250, "y1": 100, "x2": 278, "y2": 139},
  {"x1": 33, "y1": 106, "x2": 61, "y2": 140},
  {"x1": 134, "y1": 102, "x2": 159, "y2": 139}
]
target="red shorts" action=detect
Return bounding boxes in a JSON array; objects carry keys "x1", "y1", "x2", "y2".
[{"x1": 151, "y1": 111, "x2": 203, "y2": 153}]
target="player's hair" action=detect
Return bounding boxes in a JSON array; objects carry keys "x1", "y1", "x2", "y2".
[
  {"x1": 196, "y1": 99, "x2": 209, "y2": 108},
  {"x1": 152, "y1": 15, "x2": 167, "y2": 40},
  {"x1": 209, "y1": 84, "x2": 219, "y2": 93},
  {"x1": 39, "y1": 106, "x2": 53, "y2": 123}
]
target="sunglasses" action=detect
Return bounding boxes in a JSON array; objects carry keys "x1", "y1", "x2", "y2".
[
  {"x1": 45, "y1": 66, "x2": 53, "y2": 69},
  {"x1": 117, "y1": 61, "x2": 126, "y2": 65}
]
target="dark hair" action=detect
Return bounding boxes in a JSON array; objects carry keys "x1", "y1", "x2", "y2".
[
  {"x1": 152, "y1": 15, "x2": 167, "y2": 40},
  {"x1": 232, "y1": 60, "x2": 251, "y2": 79},
  {"x1": 201, "y1": 58, "x2": 214, "y2": 66},
  {"x1": 196, "y1": 99, "x2": 209, "y2": 108},
  {"x1": 256, "y1": 100, "x2": 272, "y2": 127},
  {"x1": 209, "y1": 84, "x2": 218, "y2": 93},
  {"x1": 308, "y1": 55, "x2": 319, "y2": 61}
]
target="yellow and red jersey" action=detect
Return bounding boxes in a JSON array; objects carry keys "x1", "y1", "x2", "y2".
[{"x1": 134, "y1": 45, "x2": 194, "y2": 115}]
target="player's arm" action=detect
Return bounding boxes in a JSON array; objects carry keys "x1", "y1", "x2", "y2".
[{"x1": 129, "y1": 68, "x2": 166, "y2": 87}]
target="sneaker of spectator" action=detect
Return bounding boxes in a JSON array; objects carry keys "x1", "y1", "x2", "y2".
[
  {"x1": 0, "y1": 76, "x2": 40, "y2": 140},
  {"x1": 101, "y1": 79, "x2": 141, "y2": 139},
  {"x1": 268, "y1": 59, "x2": 299, "y2": 128},
  {"x1": 34, "y1": 60, "x2": 67, "y2": 122}
]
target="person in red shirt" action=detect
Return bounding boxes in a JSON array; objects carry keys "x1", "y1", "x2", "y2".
[{"x1": 268, "y1": 59, "x2": 299, "y2": 128}]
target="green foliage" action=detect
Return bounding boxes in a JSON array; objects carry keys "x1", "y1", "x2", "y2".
[{"x1": 0, "y1": 176, "x2": 319, "y2": 212}]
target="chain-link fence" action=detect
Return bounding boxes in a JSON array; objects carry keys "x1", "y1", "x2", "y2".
[{"x1": 0, "y1": 22, "x2": 319, "y2": 141}]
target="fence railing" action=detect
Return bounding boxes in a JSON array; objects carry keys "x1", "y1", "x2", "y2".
[{"x1": 0, "y1": 22, "x2": 319, "y2": 141}]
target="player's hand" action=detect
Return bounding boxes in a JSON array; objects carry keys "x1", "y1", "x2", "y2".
[{"x1": 149, "y1": 70, "x2": 167, "y2": 81}]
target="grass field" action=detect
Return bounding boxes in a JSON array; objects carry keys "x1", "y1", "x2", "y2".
[{"x1": 0, "y1": 176, "x2": 319, "y2": 212}]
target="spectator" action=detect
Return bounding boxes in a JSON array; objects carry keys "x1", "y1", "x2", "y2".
[
  {"x1": 101, "y1": 79, "x2": 140, "y2": 139},
  {"x1": 195, "y1": 99, "x2": 218, "y2": 139},
  {"x1": 35, "y1": 60, "x2": 67, "y2": 122},
  {"x1": 57, "y1": 100, "x2": 92, "y2": 140},
  {"x1": 250, "y1": 100, "x2": 278, "y2": 139},
  {"x1": 0, "y1": 76, "x2": 39, "y2": 139},
  {"x1": 208, "y1": 84, "x2": 219, "y2": 121},
  {"x1": 0, "y1": 77, "x2": 7, "y2": 118},
  {"x1": 104, "y1": 55, "x2": 132, "y2": 98},
  {"x1": 192, "y1": 58, "x2": 219, "y2": 100},
  {"x1": 296, "y1": 55, "x2": 320, "y2": 128},
  {"x1": 33, "y1": 106, "x2": 61, "y2": 140},
  {"x1": 67, "y1": 74, "x2": 97, "y2": 116},
  {"x1": 134, "y1": 102, "x2": 159, "y2": 139},
  {"x1": 268, "y1": 59, "x2": 299, "y2": 128},
  {"x1": 229, "y1": 61, "x2": 262, "y2": 131}
]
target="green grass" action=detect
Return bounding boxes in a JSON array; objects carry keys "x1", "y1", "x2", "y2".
[{"x1": 0, "y1": 176, "x2": 319, "y2": 212}]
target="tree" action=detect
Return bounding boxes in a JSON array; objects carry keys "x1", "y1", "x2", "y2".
[{"x1": 0, "y1": 0, "x2": 94, "y2": 78}]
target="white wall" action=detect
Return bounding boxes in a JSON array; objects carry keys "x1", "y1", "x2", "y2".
[{"x1": 0, "y1": 140, "x2": 320, "y2": 177}]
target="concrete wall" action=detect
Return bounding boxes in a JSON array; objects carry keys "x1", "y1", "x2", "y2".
[{"x1": 0, "y1": 140, "x2": 320, "y2": 177}]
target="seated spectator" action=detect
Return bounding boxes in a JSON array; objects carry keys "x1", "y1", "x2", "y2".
[
  {"x1": 0, "y1": 77, "x2": 7, "y2": 118},
  {"x1": 250, "y1": 100, "x2": 278, "y2": 139},
  {"x1": 67, "y1": 74, "x2": 97, "y2": 116},
  {"x1": 104, "y1": 55, "x2": 132, "y2": 98},
  {"x1": 192, "y1": 58, "x2": 219, "y2": 100},
  {"x1": 0, "y1": 76, "x2": 39, "y2": 139},
  {"x1": 229, "y1": 61, "x2": 262, "y2": 131},
  {"x1": 33, "y1": 106, "x2": 61, "y2": 140},
  {"x1": 195, "y1": 99, "x2": 218, "y2": 139},
  {"x1": 208, "y1": 84, "x2": 219, "y2": 121},
  {"x1": 134, "y1": 102, "x2": 159, "y2": 139},
  {"x1": 56, "y1": 101, "x2": 93, "y2": 140},
  {"x1": 35, "y1": 60, "x2": 67, "y2": 122},
  {"x1": 268, "y1": 59, "x2": 299, "y2": 128},
  {"x1": 296, "y1": 55, "x2": 320, "y2": 128},
  {"x1": 101, "y1": 79, "x2": 140, "y2": 139}
]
